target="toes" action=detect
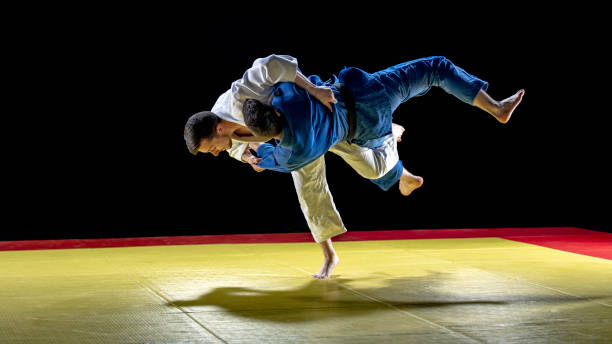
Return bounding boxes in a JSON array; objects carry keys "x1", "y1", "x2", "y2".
[{"x1": 312, "y1": 271, "x2": 330, "y2": 279}]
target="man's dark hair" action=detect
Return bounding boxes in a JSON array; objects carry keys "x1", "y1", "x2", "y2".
[
  {"x1": 243, "y1": 99, "x2": 285, "y2": 138},
  {"x1": 183, "y1": 111, "x2": 221, "y2": 155}
]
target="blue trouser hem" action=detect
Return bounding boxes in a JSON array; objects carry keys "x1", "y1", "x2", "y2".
[{"x1": 369, "y1": 160, "x2": 403, "y2": 191}]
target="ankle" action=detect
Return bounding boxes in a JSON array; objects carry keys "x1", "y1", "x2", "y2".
[{"x1": 490, "y1": 99, "x2": 502, "y2": 117}]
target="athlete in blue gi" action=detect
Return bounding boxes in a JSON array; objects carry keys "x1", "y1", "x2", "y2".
[{"x1": 244, "y1": 56, "x2": 524, "y2": 196}]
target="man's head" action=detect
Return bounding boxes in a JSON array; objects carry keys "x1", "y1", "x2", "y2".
[
  {"x1": 183, "y1": 111, "x2": 232, "y2": 156},
  {"x1": 243, "y1": 99, "x2": 285, "y2": 138}
]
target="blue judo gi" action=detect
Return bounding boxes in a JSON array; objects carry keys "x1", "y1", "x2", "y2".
[{"x1": 256, "y1": 56, "x2": 488, "y2": 191}]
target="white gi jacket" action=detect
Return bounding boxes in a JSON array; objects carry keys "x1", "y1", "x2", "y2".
[{"x1": 212, "y1": 55, "x2": 399, "y2": 243}]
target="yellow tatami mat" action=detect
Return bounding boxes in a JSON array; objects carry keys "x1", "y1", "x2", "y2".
[{"x1": 1, "y1": 237, "x2": 611, "y2": 343}]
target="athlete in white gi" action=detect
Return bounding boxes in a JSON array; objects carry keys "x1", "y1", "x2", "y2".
[{"x1": 190, "y1": 55, "x2": 414, "y2": 278}]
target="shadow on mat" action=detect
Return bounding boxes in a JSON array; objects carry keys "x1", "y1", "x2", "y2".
[{"x1": 164, "y1": 272, "x2": 517, "y2": 322}]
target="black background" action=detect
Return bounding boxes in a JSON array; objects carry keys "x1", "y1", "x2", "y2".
[{"x1": 7, "y1": 6, "x2": 610, "y2": 241}]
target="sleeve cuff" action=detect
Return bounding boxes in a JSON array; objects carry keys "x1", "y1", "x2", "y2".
[{"x1": 226, "y1": 140, "x2": 249, "y2": 162}]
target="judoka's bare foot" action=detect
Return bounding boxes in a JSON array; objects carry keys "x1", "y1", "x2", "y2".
[
  {"x1": 495, "y1": 89, "x2": 525, "y2": 124},
  {"x1": 392, "y1": 123, "x2": 405, "y2": 142},
  {"x1": 312, "y1": 255, "x2": 339, "y2": 279},
  {"x1": 313, "y1": 239, "x2": 339, "y2": 279},
  {"x1": 399, "y1": 168, "x2": 423, "y2": 196}
]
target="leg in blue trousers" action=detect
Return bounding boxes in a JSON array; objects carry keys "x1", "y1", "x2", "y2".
[
  {"x1": 375, "y1": 56, "x2": 524, "y2": 123},
  {"x1": 367, "y1": 56, "x2": 525, "y2": 196}
]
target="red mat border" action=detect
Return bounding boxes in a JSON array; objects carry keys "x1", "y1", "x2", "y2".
[{"x1": 1, "y1": 227, "x2": 610, "y2": 260}]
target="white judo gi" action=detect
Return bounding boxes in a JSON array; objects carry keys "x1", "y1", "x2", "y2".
[{"x1": 212, "y1": 55, "x2": 400, "y2": 243}]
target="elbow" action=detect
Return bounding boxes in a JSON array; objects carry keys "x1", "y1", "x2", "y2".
[{"x1": 262, "y1": 55, "x2": 297, "y2": 83}]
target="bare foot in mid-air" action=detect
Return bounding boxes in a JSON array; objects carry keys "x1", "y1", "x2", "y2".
[
  {"x1": 495, "y1": 89, "x2": 525, "y2": 124},
  {"x1": 312, "y1": 255, "x2": 339, "y2": 279},
  {"x1": 392, "y1": 123, "x2": 405, "y2": 142},
  {"x1": 399, "y1": 168, "x2": 423, "y2": 196}
]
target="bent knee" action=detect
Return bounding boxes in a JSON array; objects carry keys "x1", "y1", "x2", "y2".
[
  {"x1": 359, "y1": 165, "x2": 390, "y2": 180},
  {"x1": 433, "y1": 55, "x2": 454, "y2": 69}
]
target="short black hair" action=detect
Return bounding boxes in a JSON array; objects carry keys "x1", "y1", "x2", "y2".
[
  {"x1": 243, "y1": 99, "x2": 285, "y2": 138},
  {"x1": 183, "y1": 111, "x2": 221, "y2": 155}
]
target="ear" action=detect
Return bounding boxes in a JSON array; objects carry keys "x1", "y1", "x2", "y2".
[{"x1": 216, "y1": 123, "x2": 224, "y2": 134}]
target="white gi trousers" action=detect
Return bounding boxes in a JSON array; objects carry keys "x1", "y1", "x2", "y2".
[{"x1": 291, "y1": 134, "x2": 399, "y2": 243}]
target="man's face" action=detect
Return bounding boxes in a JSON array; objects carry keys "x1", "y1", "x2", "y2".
[{"x1": 197, "y1": 134, "x2": 232, "y2": 157}]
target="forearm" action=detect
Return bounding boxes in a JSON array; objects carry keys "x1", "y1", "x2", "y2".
[
  {"x1": 294, "y1": 70, "x2": 337, "y2": 111},
  {"x1": 294, "y1": 70, "x2": 317, "y2": 93},
  {"x1": 241, "y1": 147, "x2": 256, "y2": 163}
]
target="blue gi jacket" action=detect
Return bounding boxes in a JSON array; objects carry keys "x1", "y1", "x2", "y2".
[
  {"x1": 255, "y1": 68, "x2": 404, "y2": 191},
  {"x1": 254, "y1": 57, "x2": 489, "y2": 191}
]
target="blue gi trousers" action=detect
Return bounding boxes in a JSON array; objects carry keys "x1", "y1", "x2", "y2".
[{"x1": 343, "y1": 56, "x2": 489, "y2": 190}]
